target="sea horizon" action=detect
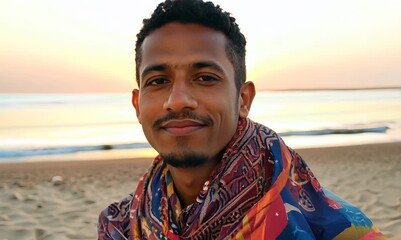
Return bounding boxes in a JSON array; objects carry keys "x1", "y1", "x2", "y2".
[
  {"x1": 1, "y1": 88, "x2": 400, "y2": 163},
  {"x1": 1, "y1": 85, "x2": 401, "y2": 94}
]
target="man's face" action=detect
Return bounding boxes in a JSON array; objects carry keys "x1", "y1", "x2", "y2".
[{"x1": 133, "y1": 22, "x2": 251, "y2": 165}]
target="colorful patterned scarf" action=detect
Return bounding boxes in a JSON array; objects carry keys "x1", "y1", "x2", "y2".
[{"x1": 99, "y1": 118, "x2": 385, "y2": 239}]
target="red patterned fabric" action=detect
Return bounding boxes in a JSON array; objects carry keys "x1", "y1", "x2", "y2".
[
  {"x1": 130, "y1": 118, "x2": 274, "y2": 239},
  {"x1": 98, "y1": 118, "x2": 385, "y2": 239}
]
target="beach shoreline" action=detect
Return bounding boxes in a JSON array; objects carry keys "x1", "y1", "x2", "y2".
[{"x1": 1, "y1": 142, "x2": 400, "y2": 239}]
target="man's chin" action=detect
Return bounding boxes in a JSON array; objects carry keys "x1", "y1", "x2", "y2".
[{"x1": 161, "y1": 152, "x2": 209, "y2": 168}]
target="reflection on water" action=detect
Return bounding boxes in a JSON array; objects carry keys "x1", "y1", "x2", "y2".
[{"x1": 1, "y1": 89, "x2": 400, "y2": 162}]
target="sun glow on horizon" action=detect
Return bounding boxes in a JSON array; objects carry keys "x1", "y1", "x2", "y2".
[{"x1": 1, "y1": 0, "x2": 400, "y2": 92}]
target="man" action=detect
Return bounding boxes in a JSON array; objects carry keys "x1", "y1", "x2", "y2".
[{"x1": 98, "y1": 0, "x2": 385, "y2": 239}]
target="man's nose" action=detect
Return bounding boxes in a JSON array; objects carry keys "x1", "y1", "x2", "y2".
[{"x1": 163, "y1": 82, "x2": 198, "y2": 112}]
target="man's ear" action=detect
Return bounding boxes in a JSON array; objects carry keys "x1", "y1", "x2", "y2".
[
  {"x1": 238, "y1": 81, "x2": 256, "y2": 118},
  {"x1": 132, "y1": 89, "x2": 142, "y2": 124}
]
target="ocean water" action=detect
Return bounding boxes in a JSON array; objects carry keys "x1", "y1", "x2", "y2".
[{"x1": 1, "y1": 89, "x2": 400, "y2": 163}]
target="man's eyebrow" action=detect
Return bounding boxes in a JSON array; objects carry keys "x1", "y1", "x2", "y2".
[
  {"x1": 192, "y1": 61, "x2": 224, "y2": 73},
  {"x1": 140, "y1": 64, "x2": 168, "y2": 80},
  {"x1": 140, "y1": 61, "x2": 225, "y2": 80}
]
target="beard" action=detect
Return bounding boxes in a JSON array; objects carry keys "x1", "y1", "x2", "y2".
[{"x1": 161, "y1": 152, "x2": 209, "y2": 168}]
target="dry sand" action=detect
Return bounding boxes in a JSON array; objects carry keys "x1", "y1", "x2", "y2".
[{"x1": 0, "y1": 142, "x2": 400, "y2": 239}]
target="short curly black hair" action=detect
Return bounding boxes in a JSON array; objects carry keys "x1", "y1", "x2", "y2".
[{"x1": 135, "y1": 0, "x2": 246, "y2": 90}]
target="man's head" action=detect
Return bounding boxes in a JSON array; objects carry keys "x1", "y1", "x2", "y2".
[
  {"x1": 132, "y1": 0, "x2": 255, "y2": 168},
  {"x1": 135, "y1": 0, "x2": 246, "y2": 91}
]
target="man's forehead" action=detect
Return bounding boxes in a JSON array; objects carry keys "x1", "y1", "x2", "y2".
[
  {"x1": 137, "y1": 22, "x2": 235, "y2": 84},
  {"x1": 139, "y1": 23, "x2": 229, "y2": 65},
  {"x1": 149, "y1": 22, "x2": 220, "y2": 34},
  {"x1": 142, "y1": 22, "x2": 227, "y2": 47}
]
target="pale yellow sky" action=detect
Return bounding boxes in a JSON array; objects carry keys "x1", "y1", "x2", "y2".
[{"x1": 0, "y1": 0, "x2": 400, "y2": 93}]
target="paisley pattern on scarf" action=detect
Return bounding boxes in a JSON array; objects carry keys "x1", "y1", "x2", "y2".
[{"x1": 98, "y1": 118, "x2": 385, "y2": 240}]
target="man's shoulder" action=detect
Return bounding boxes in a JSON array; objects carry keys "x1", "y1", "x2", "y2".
[
  {"x1": 252, "y1": 120, "x2": 278, "y2": 136},
  {"x1": 98, "y1": 193, "x2": 135, "y2": 239},
  {"x1": 104, "y1": 193, "x2": 135, "y2": 218}
]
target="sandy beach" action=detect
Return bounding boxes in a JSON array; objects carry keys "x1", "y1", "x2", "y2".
[{"x1": 0, "y1": 142, "x2": 400, "y2": 239}]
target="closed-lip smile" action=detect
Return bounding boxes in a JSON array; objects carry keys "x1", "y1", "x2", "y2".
[{"x1": 160, "y1": 119, "x2": 206, "y2": 135}]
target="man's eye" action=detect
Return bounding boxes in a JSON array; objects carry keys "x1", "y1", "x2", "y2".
[
  {"x1": 145, "y1": 78, "x2": 169, "y2": 86},
  {"x1": 196, "y1": 75, "x2": 219, "y2": 82}
]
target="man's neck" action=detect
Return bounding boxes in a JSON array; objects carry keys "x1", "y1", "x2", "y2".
[{"x1": 167, "y1": 159, "x2": 217, "y2": 208}]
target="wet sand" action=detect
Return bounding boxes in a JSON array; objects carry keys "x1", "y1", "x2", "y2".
[{"x1": 0, "y1": 142, "x2": 400, "y2": 239}]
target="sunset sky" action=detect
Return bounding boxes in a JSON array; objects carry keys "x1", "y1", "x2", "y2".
[{"x1": 1, "y1": 0, "x2": 400, "y2": 93}]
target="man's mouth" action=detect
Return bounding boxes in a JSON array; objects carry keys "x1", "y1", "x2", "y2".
[{"x1": 160, "y1": 119, "x2": 206, "y2": 135}]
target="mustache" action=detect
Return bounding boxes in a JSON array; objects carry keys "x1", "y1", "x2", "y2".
[{"x1": 153, "y1": 111, "x2": 213, "y2": 128}]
